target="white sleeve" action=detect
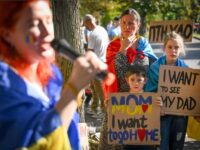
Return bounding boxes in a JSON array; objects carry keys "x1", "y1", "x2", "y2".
[{"x1": 88, "y1": 35, "x2": 95, "y2": 50}]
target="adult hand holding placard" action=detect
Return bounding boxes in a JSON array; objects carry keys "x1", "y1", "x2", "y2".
[{"x1": 158, "y1": 65, "x2": 200, "y2": 116}]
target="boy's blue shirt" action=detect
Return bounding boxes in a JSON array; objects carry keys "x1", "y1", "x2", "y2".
[
  {"x1": 145, "y1": 55, "x2": 188, "y2": 92},
  {"x1": 0, "y1": 61, "x2": 80, "y2": 149}
]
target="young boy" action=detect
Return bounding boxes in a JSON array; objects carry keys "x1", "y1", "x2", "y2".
[
  {"x1": 123, "y1": 64, "x2": 159, "y2": 150},
  {"x1": 99, "y1": 64, "x2": 161, "y2": 150},
  {"x1": 125, "y1": 64, "x2": 147, "y2": 93}
]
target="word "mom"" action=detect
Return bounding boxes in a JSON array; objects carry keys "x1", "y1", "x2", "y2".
[{"x1": 111, "y1": 94, "x2": 152, "y2": 115}]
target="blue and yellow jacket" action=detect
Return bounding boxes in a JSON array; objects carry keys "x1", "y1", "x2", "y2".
[{"x1": 0, "y1": 61, "x2": 80, "y2": 150}]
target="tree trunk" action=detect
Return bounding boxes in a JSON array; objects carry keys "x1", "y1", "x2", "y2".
[
  {"x1": 52, "y1": 0, "x2": 83, "y2": 83},
  {"x1": 139, "y1": 15, "x2": 147, "y2": 36}
]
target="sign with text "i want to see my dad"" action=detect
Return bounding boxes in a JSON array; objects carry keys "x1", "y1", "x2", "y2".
[
  {"x1": 158, "y1": 66, "x2": 200, "y2": 116},
  {"x1": 107, "y1": 92, "x2": 160, "y2": 145}
]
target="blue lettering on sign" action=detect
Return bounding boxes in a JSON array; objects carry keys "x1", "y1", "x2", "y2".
[
  {"x1": 111, "y1": 94, "x2": 152, "y2": 105},
  {"x1": 108, "y1": 128, "x2": 159, "y2": 144}
]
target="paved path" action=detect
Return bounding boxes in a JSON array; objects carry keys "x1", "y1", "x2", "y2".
[{"x1": 184, "y1": 136, "x2": 200, "y2": 150}]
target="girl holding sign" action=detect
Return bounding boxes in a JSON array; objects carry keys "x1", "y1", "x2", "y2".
[{"x1": 145, "y1": 31, "x2": 188, "y2": 150}]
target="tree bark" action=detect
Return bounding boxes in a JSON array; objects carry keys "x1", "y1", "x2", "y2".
[
  {"x1": 52, "y1": 0, "x2": 83, "y2": 83},
  {"x1": 139, "y1": 15, "x2": 147, "y2": 36}
]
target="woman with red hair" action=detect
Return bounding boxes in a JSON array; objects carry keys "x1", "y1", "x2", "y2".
[{"x1": 0, "y1": 0, "x2": 108, "y2": 149}]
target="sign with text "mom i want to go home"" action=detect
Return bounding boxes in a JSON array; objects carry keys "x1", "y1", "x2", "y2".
[{"x1": 107, "y1": 92, "x2": 160, "y2": 145}]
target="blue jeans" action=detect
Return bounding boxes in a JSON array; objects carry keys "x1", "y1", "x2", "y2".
[{"x1": 159, "y1": 115, "x2": 188, "y2": 150}]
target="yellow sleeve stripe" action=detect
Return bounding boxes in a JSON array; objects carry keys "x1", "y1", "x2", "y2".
[{"x1": 20, "y1": 126, "x2": 71, "y2": 150}]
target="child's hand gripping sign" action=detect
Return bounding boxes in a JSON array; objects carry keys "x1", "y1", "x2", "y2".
[
  {"x1": 107, "y1": 92, "x2": 160, "y2": 145},
  {"x1": 158, "y1": 65, "x2": 200, "y2": 116}
]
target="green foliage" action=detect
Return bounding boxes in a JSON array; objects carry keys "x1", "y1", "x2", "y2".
[
  {"x1": 79, "y1": 0, "x2": 200, "y2": 30},
  {"x1": 80, "y1": 0, "x2": 122, "y2": 27}
]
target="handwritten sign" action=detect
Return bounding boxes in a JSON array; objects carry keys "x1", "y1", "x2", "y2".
[
  {"x1": 107, "y1": 92, "x2": 160, "y2": 145},
  {"x1": 158, "y1": 66, "x2": 200, "y2": 116},
  {"x1": 149, "y1": 20, "x2": 193, "y2": 43}
]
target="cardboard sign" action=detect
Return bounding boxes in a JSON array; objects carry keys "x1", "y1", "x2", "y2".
[
  {"x1": 158, "y1": 66, "x2": 200, "y2": 116},
  {"x1": 149, "y1": 20, "x2": 193, "y2": 43},
  {"x1": 107, "y1": 92, "x2": 160, "y2": 145}
]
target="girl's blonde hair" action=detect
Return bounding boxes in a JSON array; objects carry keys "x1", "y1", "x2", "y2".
[{"x1": 163, "y1": 31, "x2": 185, "y2": 56}]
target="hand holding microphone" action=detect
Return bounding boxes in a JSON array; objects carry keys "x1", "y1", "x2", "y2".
[{"x1": 51, "y1": 39, "x2": 115, "y2": 85}]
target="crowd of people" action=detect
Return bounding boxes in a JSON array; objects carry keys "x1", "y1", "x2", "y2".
[{"x1": 0, "y1": 0, "x2": 199, "y2": 150}]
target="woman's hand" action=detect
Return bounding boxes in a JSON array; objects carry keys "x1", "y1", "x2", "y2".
[
  {"x1": 57, "y1": 51, "x2": 108, "y2": 129},
  {"x1": 68, "y1": 51, "x2": 108, "y2": 93},
  {"x1": 119, "y1": 34, "x2": 137, "y2": 54}
]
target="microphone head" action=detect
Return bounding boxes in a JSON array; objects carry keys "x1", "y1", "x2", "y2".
[
  {"x1": 51, "y1": 38, "x2": 108, "y2": 81},
  {"x1": 51, "y1": 39, "x2": 59, "y2": 52},
  {"x1": 51, "y1": 39, "x2": 71, "y2": 52},
  {"x1": 51, "y1": 38, "x2": 80, "y2": 61}
]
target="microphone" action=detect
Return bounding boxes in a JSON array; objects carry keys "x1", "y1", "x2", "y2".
[{"x1": 51, "y1": 39, "x2": 108, "y2": 80}]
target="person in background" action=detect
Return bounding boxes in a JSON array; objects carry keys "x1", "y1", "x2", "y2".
[
  {"x1": 83, "y1": 14, "x2": 109, "y2": 113},
  {"x1": 108, "y1": 16, "x2": 121, "y2": 40},
  {"x1": 84, "y1": 27, "x2": 91, "y2": 51},
  {"x1": 99, "y1": 8, "x2": 157, "y2": 150},
  {"x1": 104, "y1": 8, "x2": 157, "y2": 101},
  {"x1": 145, "y1": 31, "x2": 188, "y2": 150},
  {"x1": 83, "y1": 14, "x2": 109, "y2": 63},
  {"x1": 0, "y1": 1, "x2": 110, "y2": 149},
  {"x1": 107, "y1": 20, "x2": 113, "y2": 34}
]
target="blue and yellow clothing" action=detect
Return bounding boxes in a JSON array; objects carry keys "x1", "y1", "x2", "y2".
[
  {"x1": 104, "y1": 36, "x2": 157, "y2": 97},
  {"x1": 0, "y1": 61, "x2": 80, "y2": 150},
  {"x1": 145, "y1": 55, "x2": 188, "y2": 92}
]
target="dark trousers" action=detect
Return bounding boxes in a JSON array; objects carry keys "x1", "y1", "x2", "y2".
[{"x1": 159, "y1": 115, "x2": 188, "y2": 150}]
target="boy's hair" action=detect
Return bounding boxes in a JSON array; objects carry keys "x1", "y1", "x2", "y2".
[
  {"x1": 163, "y1": 31, "x2": 185, "y2": 56},
  {"x1": 126, "y1": 65, "x2": 147, "y2": 78}
]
